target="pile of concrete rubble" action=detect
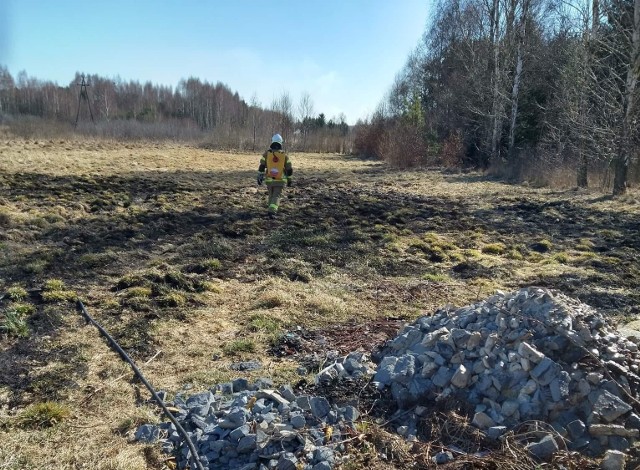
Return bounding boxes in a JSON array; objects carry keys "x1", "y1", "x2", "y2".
[
  {"x1": 135, "y1": 353, "x2": 370, "y2": 470},
  {"x1": 373, "y1": 287, "x2": 640, "y2": 466},
  {"x1": 136, "y1": 287, "x2": 640, "y2": 469}
]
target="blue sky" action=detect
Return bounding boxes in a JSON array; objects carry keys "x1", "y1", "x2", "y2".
[{"x1": 0, "y1": 1, "x2": 429, "y2": 124}]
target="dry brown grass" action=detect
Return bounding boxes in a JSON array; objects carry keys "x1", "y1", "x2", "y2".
[{"x1": 0, "y1": 137, "x2": 638, "y2": 468}]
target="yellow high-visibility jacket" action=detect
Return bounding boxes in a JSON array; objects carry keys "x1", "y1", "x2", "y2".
[{"x1": 259, "y1": 149, "x2": 293, "y2": 185}]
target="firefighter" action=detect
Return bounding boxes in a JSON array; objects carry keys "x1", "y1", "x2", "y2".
[{"x1": 257, "y1": 134, "x2": 293, "y2": 217}]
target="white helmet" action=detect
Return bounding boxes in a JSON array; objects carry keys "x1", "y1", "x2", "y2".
[{"x1": 271, "y1": 134, "x2": 283, "y2": 145}]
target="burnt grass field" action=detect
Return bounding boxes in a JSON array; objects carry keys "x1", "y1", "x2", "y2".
[{"x1": 0, "y1": 138, "x2": 639, "y2": 469}]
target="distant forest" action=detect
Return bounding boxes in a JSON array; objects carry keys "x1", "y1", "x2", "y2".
[
  {"x1": 0, "y1": 67, "x2": 351, "y2": 153},
  {"x1": 2, "y1": 0, "x2": 638, "y2": 195},
  {"x1": 354, "y1": 0, "x2": 639, "y2": 195}
]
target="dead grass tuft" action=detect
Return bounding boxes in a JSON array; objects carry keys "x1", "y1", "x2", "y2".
[{"x1": 14, "y1": 401, "x2": 72, "y2": 429}]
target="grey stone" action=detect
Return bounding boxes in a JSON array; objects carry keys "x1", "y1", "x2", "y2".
[
  {"x1": 253, "y1": 378, "x2": 274, "y2": 390},
  {"x1": 586, "y1": 372, "x2": 603, "y2": 384},
  {"x1": 313, "y1": 447, "x2": 335, "y2": 465},
  {"x1": 391, "y1": 327, "x2": 423, "y2": 351},
  {"x1": 277, "y1": 452, "x2": 298, "y2": 470},
  {"x1": 296, "y1": 396, "x2": 312, "y2": 411},
  {"x1": 526, "y1": 434, "x2": 558, "y2": 460},
  {"x1": 252, "y1": 398, "x2": 268, "y2": 414},
  {"x1": 466, "y1": 331, "x2": 482, "y2": 349},
  {"x1": 310, "y1": 397, "x2": 331, "y2": 419},
  {"x1": 589, "y1": 425, "x2": 639, "y2": 438},
  {"x1": 421, "y1": 361, "x2": 439, "y2": 378},
  {"x1": 570, "y1": 437, "x2": 591, "y2": 451},
  {"x1": 316, "y1": 367, "x2": 338, "y2": 385},
  {"x1": 472, "y1": 412, "x2": 496, "y2": 429},
  {"x1": 521, "y1": 379, "x2": 537, "y2": 395},
  {"x1": 344, "y1": 355, "x2": 364, "y2": 373},
  {"x1": 237, "y1": 434, "x2": 257, "y2": 453},
  {"x1": 421, "y1": 327, "x2": 450, "y2": 347},
  {"x1": 290, "y1": 413, "x2": 306, "y2": 429},
  {"x1": 190, "y1": 415, "x2": 207, "y2": 430},
  {"x1": 312, "y1": 463, "x2": 331, "y2": 470},
  {"x1": 230, "y1": 424, "x2": 251, "y2": 441},
  {"x1": 342, "y1": 405, "x2": 359, "y2": 422},
  {"x1": 374, "y1": 356, "x2": 399, "y2": 385},
  {"x1": 549, "y1": 375, "x2": 569, "y2": 402},
  {"x1": 600, "y1": 450, "x2": 626, "y2": 470},
  {"x1": 256, "y1": 390, "x2": 290, "y2": 407},
  {"x1": 432, "y1": 366, "x2": 454, "y2": 388},
  {"x1": 590, "y1": 389, "x2": 632, "y2": 423},
  {"x1": 185, "y1": 391, "x2": 214, "y2": 416},
  {"x1": 626, "y1": 413, "x2": 640, "y2": 429},
  {"x1": 393, "y1": 354, "x2": 417, "y2": 385},
  {"x1": 477, "y1": 375, "x2": 493, "y2": 393},
  {"x1": 566, "y1": 420, "x2": 586, "y2": 440},
  {"x1": 530, "y1": 357, "x2": 560, "y2": 386},
  {"x1": 237, "y1": 465, "x2": 258, "y2": 470},
  {"x1": 230, "y1": 360, "x2": 262, "y2": 372},
  {"x1": 219, "y1": 408, "x2": 247, "y2": 429},
  {"x1": 577, "y1": 379, "x2": 592, "y2": 397},
  {"x1": 486, "y1": 426, "x2": 507, "y2": 440},
  {"x1": 450, "y1": 364, "x2": 470, "y2": 388},
  {"x1": 232, "y1": 378, "x2": 251, "y2": 393},
  {"x1": 432, "y1": 451, "x2": 454, "y2": 464},
  {"x1": 608, "y1": 436, "x2": 629, "y2": 452},
  {"x1": 501, "y1": 400, "x2": 519, "y2": 417},
  {"x1": 134, "y1": 424, "x2": 161, "y2": 443},
  {"x1": 518, "y1": 342, "x2": 545, "y2": 363},
  {"x1": 279, "y1": 385, "x2": 297, "y2": 402}
]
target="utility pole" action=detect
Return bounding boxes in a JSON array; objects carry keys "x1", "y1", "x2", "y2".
[{"x1": 75, "y1": 75, "x2": 95, "y2": 128}]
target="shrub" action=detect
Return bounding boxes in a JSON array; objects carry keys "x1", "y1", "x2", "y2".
[
  {"x1": 439, "y1": 130, "x2": 465, "y2": 167},
  {"x1": 379, "y1": 123, "x2": 427, "y2": 168}
]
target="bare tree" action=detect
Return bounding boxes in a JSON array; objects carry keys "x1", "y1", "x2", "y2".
[
  {"x1": 507, "y1": 0, "x2": 533, "y2": 161},
  {"x1": 297, "y1": 91, "x2": 315, "y2": 151},
  {"x1": 613, "y1": 0, "x2": 640, "y2": 195},
  {"x1": 271, "y1": 91, "x2": 294, "y2": 145}
]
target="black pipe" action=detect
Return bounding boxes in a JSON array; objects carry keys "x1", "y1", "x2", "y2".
[{"x1": 75, "y1": 300, "x2": 204, "y2": 470}]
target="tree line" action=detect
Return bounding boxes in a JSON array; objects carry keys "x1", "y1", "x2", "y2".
[
  {"x1": 0, "y1": 67, "x2": 352, "y2": 153},
  {"x1": 355, "y1": 0, "x2": 639, "y2": 195}
]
